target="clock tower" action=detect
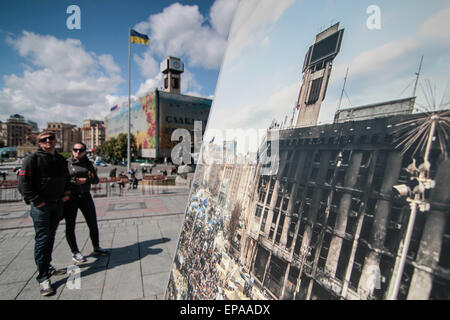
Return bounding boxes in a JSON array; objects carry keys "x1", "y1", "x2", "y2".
[{"x1": 160, "y1": 56, "x2": 184, "y2": 94}]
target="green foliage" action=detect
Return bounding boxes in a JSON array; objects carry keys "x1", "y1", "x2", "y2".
[
  {"x1": 96, "y1": 133, "x2": 137, "y2": 161},
  {"x1": 60, "y1": 152, "x2": 71, "y2": 159}
]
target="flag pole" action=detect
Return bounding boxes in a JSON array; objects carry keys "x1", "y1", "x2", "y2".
[{"x1": 127, "y1": 27, "x2": 131, "y2": 172}]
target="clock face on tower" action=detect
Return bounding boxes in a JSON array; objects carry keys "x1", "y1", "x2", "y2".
[
  {"x1": 169, "y1": 59, "x2": 184, "y2": 72},
  {"x1": 160, "y1": 58, "x2": 184, "y2": 73}
]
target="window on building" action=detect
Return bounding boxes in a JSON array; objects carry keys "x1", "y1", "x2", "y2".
[
  {"x1": 335, "y1": 239, "x2": 352, "y2": 281},
  {"x1": 306, "y1": 77, "x2": 323, "y2": 105},
  {"x1": 286, "y1": 216, "x2": 298, "y2": 249},
  {"x1": 275, "y1": 214, "x2": 285, "y2": 245},
  {"x1": 294, "y1": 222, "x2": 306, "y2": 257},
  {"x1": 255, "y1": 205, "x2": 262, "y2": 218},
  {"x1": 172, "y1": 77, "x2": 180, "y2": 89},
  {"x1": 264, "y1": 256, "x2": 287, "y2": 298},
  {"x1": 439, "y1": 219, "x2": 450, "y2": 269},
  {"x1": 260, "y1": 208, "x2": 269, "y2": 232},
  {"x1": 350, "y1": 244, "x2": 367, "y2": 290},
  {"x1": 318, "y1": 232, "x2": 332, "y2": 271}
]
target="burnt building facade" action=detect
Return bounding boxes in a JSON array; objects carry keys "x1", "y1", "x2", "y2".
[{"x1": 241, "y1": 112, "x2": 449, "y2": 300}]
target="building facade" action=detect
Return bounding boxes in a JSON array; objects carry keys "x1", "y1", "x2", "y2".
[
  {"x1": 81, "y1": 119, "x2": 105, "y2": 151},
  {"x1": 5, "y1": 114, "x2": 33, "y2": 147},
  {"x1": 47, "y1": 122, "x2": 81, "y2": 153},
  {"x1": 105, "y1": 57, "x2": 211, "y2": 161},
  {"x1": 241, "y1": 112, "x2": 449, "y2": 300}
]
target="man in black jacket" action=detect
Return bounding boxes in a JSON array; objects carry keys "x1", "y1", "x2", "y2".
[{"x1": 18, "y1": 130, "x2": 71, "y2": 296}]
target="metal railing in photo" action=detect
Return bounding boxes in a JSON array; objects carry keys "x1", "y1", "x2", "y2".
[
  {"x1": 91, "y1": 177, "x2": 110, "y2": 198},
  {"x1": 0, "y1": 180, "x2": 23, "y2": 203},
  {"x1": 141, "y1": 175, "x2": 169, "y2": 195}
]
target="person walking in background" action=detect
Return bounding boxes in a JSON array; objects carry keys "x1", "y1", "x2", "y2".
[
  {"x1": 109, "y1": 167, "x2": 117, "y2": 178},
  {"x1": 64, "y1": 142, "x2": 109, "y2": 264},
  {"x1": 18, "y1": 130, "x2": 71, "y2": 296}
]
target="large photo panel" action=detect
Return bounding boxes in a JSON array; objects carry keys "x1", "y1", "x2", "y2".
[{"x1": 166, "y1": 0, "x2": 450, "y2": 300}]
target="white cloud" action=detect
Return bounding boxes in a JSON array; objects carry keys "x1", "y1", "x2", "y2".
[
  {"x1": 180, "y1": 69, "x2": 203, "y2": 94},
  {"x1": 136, "y1": 74, "x2": 163, "y2": 97},
  {"x1": 134, "y1": 0, "x2": 237, "y2": 71},
  {"x1": 134, "y1": 51, "x2": 160, "y2": 79},
  {"x1": 225, "y1": 0, "x2": 295, "y2": 60},
  {"x1": 99, "y1": 54, "x2": 121, "y2": 75},
  {"x1": 210, "y1": 81, "x2": 299, "y2": 132},
  {"x1": 210, "y1": 0, "x2": 239, "y2": 37},
  {"x1": 419, "y1": 6, "x2": 450, "y2": 43},
  {"x1": 0, "y1": 31, "x2": 124, "y2": 128},
  {"x1": 130, "y1": 0, "x2": 238, "y2": 101},
  {"x1": 333, "y1": 37, "x2": 421, "y2": 82}
]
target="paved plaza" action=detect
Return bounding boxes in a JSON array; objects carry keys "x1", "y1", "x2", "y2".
[{"x1": 0, "y1": 186, "x2": 189, "y2": 300}]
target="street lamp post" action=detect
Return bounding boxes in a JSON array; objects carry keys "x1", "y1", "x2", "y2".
[{"x1": 388, "y1": 116, "x2": 437, "y2": 300}]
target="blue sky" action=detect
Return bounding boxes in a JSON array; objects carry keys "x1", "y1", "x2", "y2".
[
  {"x1": 0, "y1": 0, "x2": 238, "y2": 128},
  {"x1": 204, "y1": 0, "x2": 450, "y2": 154}
]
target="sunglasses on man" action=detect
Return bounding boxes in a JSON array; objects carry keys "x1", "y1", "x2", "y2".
[
  {"x1": 38, "y1": 136, "x2": 56, "y2": 143},
  {"x1": 73, "y1": 148, "x2": 86, "y2": 153}
]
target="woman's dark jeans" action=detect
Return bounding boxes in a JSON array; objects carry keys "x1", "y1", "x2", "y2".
[
  {"x1": 64, "y1": 193, "x2": 100, "y2": 254},
  {"x1": 30, "y1": 201, "x2": 63, "y2": 283}
]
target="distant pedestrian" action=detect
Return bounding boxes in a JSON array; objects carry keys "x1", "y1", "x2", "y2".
[
  {"x1": 109, "y1": 167, "x2": 117, "y2": 178},
  {"x1": 118, "y1": 171, "x2": 128, "y2": 192},
  {"x1": 64, "y1": 142, "x2": 109, "y2": 264},
  {"x1": 18, "y1": 130, "x2": 71, "y2": 296}
]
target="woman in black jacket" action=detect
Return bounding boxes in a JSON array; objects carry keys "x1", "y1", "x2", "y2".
[{"x1": 64, "y1": 143, "x2": 109, "y2": 263}]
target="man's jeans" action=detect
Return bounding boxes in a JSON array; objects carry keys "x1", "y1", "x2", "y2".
[{"x1": 30, "y1": 201, "x2": 63, "y2": 283}]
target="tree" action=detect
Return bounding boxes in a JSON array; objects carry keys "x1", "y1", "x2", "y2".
[
  {"x1": 115, "y1": 133, "x2": 137, "y2": 160},
  {"x1": 96, "y1": 133, "x2": 137, "y2": 161}
]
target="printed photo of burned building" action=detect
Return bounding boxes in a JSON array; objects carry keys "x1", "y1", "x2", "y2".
[{"x1": 166, "y1": 1, "x2": 449, "y2": 300}]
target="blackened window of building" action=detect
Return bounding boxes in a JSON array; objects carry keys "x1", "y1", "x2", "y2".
[
  {"x1": 260, "y1": 208, "x2": 269, "y2": 232},
  {"x1": 294, "y1": 222, "x2": 306, "y2": 256},
  {"x1": 335, "y1": 239, "x2": 352, "y2": 281},
  {"x1": 285, "y1": 267, "x2": 300, "y2": 299},
  {"x1": 172, "y1": 77, "x2": 180, "y2": 89},
  {"x1": 307, "y1": 77, "x2": 323, "y2": 105},
  {"x1": 276, "y1": 194, "x2": 282, "y2": 208},
  {"x1": 282, "y1": 198, "x2": 289, "y2": 211},
  {"x1": 372, "y1": 152, "x2": 388, "y2": 192},
  {"x1": 318, "y1": 232, "x2": 332, "y2": 271},
  {"x1": 430, "y1": 276, "x2": 450, "y2": 300},
  {"x1": 255, "y1": 205, "x2": 262, "y2": 218},
  {"x1": 439, "y1": 220, "x2": 450, "y2": 269},
  {"x1": 264, "y1": 256, "x2": 287, "y2": 298},
  {"x1": 397, "y1": 264, "x2": 414, "y2": 300},
  {"x1": 286, "y1": 217, "x2": 297, "y2": 249},
  {"x1": 310, "y1": 167, "x2": 319, "y2": 181},
  {"x1": 275, "y1": 214, "x2": 285, "y2": 244},
  {"x1": 254, "y1": 248, "x2": 269, "y2": 282},
  {"x1": 359, "y1": 212, "x2": 374, "y2": 243},
  {"x1": 350, "y1": 244, "x2": 367, "y2": 290}
]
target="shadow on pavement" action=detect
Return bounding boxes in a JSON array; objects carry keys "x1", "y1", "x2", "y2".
[{"x1": 52, "y1": 237, "x2": 171, "y2": 290}]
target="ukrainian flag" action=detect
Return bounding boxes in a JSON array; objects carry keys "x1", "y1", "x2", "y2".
[{"x1": 130, "y1": 29, "x2": 149, "y2": 45}]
